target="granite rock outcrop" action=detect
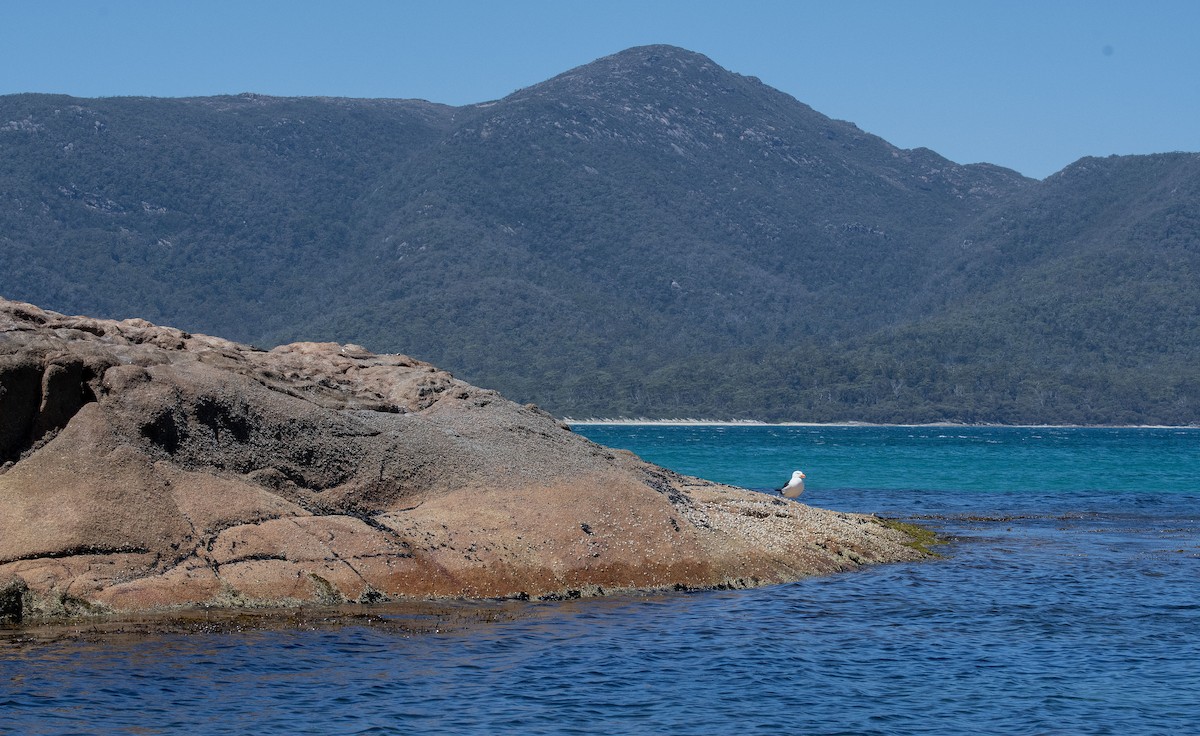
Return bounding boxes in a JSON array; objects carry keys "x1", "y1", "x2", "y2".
[{"x1": 0, "y1": 298, "x2": 927, "y2": 622}]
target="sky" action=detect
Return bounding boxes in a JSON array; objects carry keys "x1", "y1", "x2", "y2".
[{"x1": 3, "y1": 0, "x2": 1198, "y2": 180}]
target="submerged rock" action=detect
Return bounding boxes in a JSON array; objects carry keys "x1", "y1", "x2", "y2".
[{"x1": 0, "y1": 298, "x2": 928, "y2": 621}]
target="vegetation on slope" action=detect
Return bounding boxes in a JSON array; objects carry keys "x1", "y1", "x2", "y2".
[{"x1": 1, "y1": 46, "x2": 1195, "y2": 424}]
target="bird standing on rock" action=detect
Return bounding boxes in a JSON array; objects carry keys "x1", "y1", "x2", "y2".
[{"x1": 778, "y1": 470, "x2": 806, "y2": 499}]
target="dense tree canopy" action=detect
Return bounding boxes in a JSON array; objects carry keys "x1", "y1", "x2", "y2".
[{"x1": 1, "y1": 46, "x2": 1196, "y2": 424}]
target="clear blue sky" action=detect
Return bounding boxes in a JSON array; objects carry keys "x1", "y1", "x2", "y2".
[{"x1": 3, "y1": 0, "x2": 1197, "y2": 179}]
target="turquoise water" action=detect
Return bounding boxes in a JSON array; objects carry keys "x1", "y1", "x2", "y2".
[
  {"x1": 2, "y1": 425, "x2": 1198, "y2": 735},
  {"x1": 578, "y1": 424, "x2": 1200, "y2": 495}
]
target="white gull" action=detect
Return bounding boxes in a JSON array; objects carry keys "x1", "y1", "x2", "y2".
[{"x1": 778, "y1": 470, "x2": 806, "y2": 499}]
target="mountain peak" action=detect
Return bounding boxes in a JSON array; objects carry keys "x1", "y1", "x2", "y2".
[
  {"x1": 589, "y1": 44, "x2": 722, "y2": 71},
  {"x1": 506, "y1": 44, "x2": 754, "y2": 104},
  {"x1": 466, "y1": 44, "x2": 1025, "y2": 204}
]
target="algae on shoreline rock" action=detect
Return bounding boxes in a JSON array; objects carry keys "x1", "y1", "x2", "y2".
[{"x1": 877, "y1": 518, "x2": 948, "y2": 557}]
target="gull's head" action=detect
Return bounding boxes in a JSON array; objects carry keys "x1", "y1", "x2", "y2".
[{"x1": 792, "y1": 470, "x2": 806, "y2": 480}]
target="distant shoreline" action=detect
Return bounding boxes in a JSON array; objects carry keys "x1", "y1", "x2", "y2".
[{"x1": 563, "y1": 419, "x2": 1199, "y2": 429}]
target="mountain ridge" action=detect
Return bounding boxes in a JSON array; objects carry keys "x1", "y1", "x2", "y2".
[{"x1": 1, "y1": 45, "x2": 1194, "y2": 424}]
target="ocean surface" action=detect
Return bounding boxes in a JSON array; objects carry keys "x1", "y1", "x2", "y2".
[{"x1": 3, "y1": 425, "x2": 1198, "y2": 735}]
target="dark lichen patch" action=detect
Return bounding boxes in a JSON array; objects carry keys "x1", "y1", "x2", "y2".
[
  {"x1": 1, "y1": 578, "x2": 29, "y2": 624},
  {"x1": 1, "y1": 580, "x2": 111, "y2": 625},
  {"x1": 307, "y1": 573, "x2": 347, "y2": 606},
  {"x1": 356, "y1": 585, "x2": 387, "y2": 604},
  {"x1": 877, "y1": 518, "x2": 947, "y2": 557}
]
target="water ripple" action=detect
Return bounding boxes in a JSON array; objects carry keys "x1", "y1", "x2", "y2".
[{"x1": 4, "y1": 427, "x2": 1199, "y2": 734}]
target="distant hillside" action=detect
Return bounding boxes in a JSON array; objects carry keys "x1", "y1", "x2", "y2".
[
  {"x1": 0, "y1": 93, "x2": 456, "y2": 337},
  {"x1": 1, "y1": 45, "x2": 1195, "y2": 424}
]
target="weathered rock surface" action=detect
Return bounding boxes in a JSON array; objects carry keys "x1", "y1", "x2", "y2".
[{"x1": 0, "y1": 298, "x2": 928, "y2": 622}]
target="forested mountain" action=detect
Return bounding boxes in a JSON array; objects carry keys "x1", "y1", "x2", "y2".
[{"x1": 1, "y1": 45, "x2": 1196, "y2": 424}]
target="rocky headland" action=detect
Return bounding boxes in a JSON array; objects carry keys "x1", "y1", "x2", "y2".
[{"x1": 1, "y1": 298, "x2": 929, "y2": 624}]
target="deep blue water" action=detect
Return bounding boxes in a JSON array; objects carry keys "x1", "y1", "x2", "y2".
[{"x1": 2, "y1": 425, "x2": 1198, "y2": 735}]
